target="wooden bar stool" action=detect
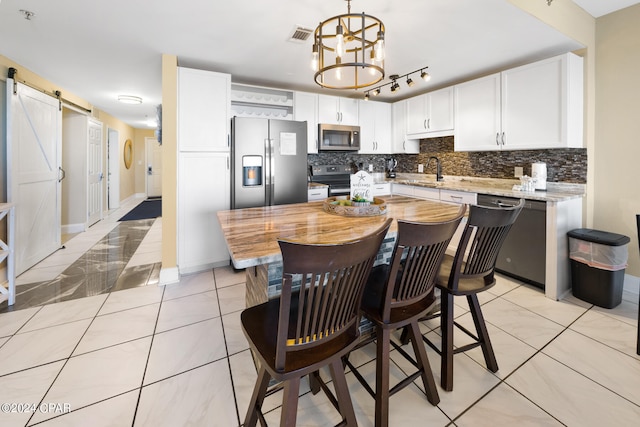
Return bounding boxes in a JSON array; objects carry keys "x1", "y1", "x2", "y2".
[
  {"x1": 424, "y1": 200, "x2": 523, "y2": 391},
  {"x1": 241, "y1": 218, "x2": 392, "y2": 427},
  {"x1": 346, "y1": 206, "x2": 466, "y2": 427}
]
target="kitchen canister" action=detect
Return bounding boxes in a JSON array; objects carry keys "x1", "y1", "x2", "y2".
[{"x1": 531, "y1": 162, "x2": 547, "y2": 191}]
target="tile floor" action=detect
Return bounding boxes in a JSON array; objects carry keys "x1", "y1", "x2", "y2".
[{"x1": 0, "y1": 196, "x2": 639, "y2": 426}]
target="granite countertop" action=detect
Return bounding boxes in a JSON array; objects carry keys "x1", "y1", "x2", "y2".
[
  {"x1": 217, "y1": 195, "x2": 462, "y2": 269},
  {"x1": 385, "y1": 173, "x2": 585, "y2": 203},
  {"x1": 308, "y1": 182, "x2": 329, "y2": 189}
]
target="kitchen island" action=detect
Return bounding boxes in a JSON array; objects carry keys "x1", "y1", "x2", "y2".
[{"x1": 217, "y1": 195, "x2": 462, "y2": 307}]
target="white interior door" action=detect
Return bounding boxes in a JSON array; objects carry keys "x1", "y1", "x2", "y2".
[
  {"x1": 107, "y1": 128, "x2": 120, "y2": 210},
  {"x1": 145, "y1": 137, "x2": 162, "y2": 198},
  {"x1": 87, "y1": 119, "x2": 103, "y2": 225},
  {"x1": 7, "y1": 80, "x2": 62, "y2": 275}
]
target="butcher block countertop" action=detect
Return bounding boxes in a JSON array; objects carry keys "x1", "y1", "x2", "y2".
[{"x1": 217, "y1": 195, "x2": 462, "y2": 269}]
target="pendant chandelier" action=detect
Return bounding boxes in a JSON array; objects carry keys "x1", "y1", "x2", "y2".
[{"x1": 312, "y1": 0, "x2": 385, "y2": 90}]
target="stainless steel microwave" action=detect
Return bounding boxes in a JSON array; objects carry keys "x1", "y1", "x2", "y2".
[{"x1": 318, "y1": 123, "x2": 360, "y2": 151}]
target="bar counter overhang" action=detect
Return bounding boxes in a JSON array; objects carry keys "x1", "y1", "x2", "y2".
[{"x1": 217, "y1": 195, "x2": 462, "y2": 307}]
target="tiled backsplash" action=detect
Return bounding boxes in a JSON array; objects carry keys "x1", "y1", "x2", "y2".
[{"x1": 308, "y1": 136, "x2": 587, "y2": 183}]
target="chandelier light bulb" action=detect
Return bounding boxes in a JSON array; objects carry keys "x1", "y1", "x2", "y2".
[
  {"x1": 335, "y1": 24, "x2": 345, "y2": 58},
  {"x1": 311, "y1": 44, "x2": 319, "y2": 71},
  {"x1": 374, "y1": 30, "x2": 385, "y2": 61}
]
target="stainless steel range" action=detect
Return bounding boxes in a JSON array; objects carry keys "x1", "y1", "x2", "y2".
[{"x1": 309, "y1": 164, "x2": 354, "y2": 197}]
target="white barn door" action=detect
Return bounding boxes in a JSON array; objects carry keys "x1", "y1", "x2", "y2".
[{"x1": 7, "y1": 80, "x2": 62, "y2": 275}]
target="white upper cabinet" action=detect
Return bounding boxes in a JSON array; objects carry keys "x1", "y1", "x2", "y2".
[
  {"x1": 455, "y1": 53, "x2": 584, "y2": 151},
  {"x1": 358, "y1": 100, "x2": 391, "y2": 154},
  {"x1": 318, "y1": 94, "x2": 359, "y2": 126},
  {"x1": 294, "y1": 91, "x2": 319, "y2": 154},
  {"x1": 454, "y1": 73, "x2": 502, "y2": 151},
  {"x1": 392, "y1": 100, "x2": 419, "y2": 153},
  {"x1": 406, "y1": 87, "x2": 454, "y2": 138},
  {"x1": 178, "y1": 67, "x2": 231, "y2": 152}
]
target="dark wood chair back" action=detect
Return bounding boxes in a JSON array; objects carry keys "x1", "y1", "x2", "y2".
[
  {"x1": 380, "y1": 205, "x2": 466, "y2": 322},
  {"x1": 447, "y1": 199, "x2": 524, "y2": 291},
  {"x1": 274, "y1": 218, "x2": 392, "y2": 371}
]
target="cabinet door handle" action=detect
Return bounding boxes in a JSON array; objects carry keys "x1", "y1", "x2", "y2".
[
  {"x1": 337, "y1": 112, "x2": 340, "y2": 122},
  {"x1": 501, "y1": 132, "x2": 506, "y2": 146},
  {"x1": 496, "y1": 133, "x2": 500, "y2": 146},
  {"x1": 424, "y1": 119, "x2": 427, "y2": 129},
  {"x1": 427, "y1": 118, "x2": 431, "y2": 129},
  {"x1": 403, "y1": 141, "x2": 406, "y2": 151}
]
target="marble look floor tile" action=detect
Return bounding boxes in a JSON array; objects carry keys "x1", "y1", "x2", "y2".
[
  {"x1": 16, "y1": 264, "x2": 68, "y2": 286},
  {"x1": 144, "y1": 317, "x2": 227, "y2": 385},
  {"x1": 591, "y1": 299, "x2": 638, "y2": 327},
  {"x1": 30, "y1": 390, "x2": 138, "y2": 427},
  {"x1": 126, "y1": 251, "x2": 161, "y2": 269},
  {"x1": 389, "y1": 333, "x2": 501, "y2": 420},
  {"x1": 455, "y1": 383, "x2": 562, "y2": 426},
  {"x1": 162, "y1": 270, "x2": 215, "y2": 301},
  {"x1": 0, "y1": 319, "x2": 91, "y2": 376},
  {"x1": 156, "y1": 290, "x2": 219, "y2": 333},
  {"x1": 486, "y1": 274, "x2": 523, "y2": 296},
  {"x1": 0, "y1": 306, "x2": 40, "y2": 337},
  {"x1": 454, "y1": 313, "x2": 538, "y2": 379},
  {"x1": 500, "y1": 284, "x2": 589, "y2": 326},
  {"x1": 214, "y1": 265, "x2": 246, "y2": 289},
  {"x1": 542, "y1": 328, "x2": 640, "y2": 405},
  {"x1": 229, "y1": 350, "x2": 258, "y2": 422},
  {"x1": 30, "y1": 337, "x2": 151, "y2": 424},
  {"x1": 135, "y1": 359, "x2": 237, "y2": 427},
  {"x1": 316, "y1": 359, "x2": 451, "y2": 427},
  {"x1": 74, "y1": 303, "x2": 160, "y2": 355},
  {"x1": 99, "y1": 285, "x2": 164, "y2": 316},
  {"x1": 506, "y1": 352, "x2": 640, "y2": 426},
  {"x1": 20, "y1": 294, "x2": 107, "y2": 333},
  {"x1": 109, "y1": 264, "x2": 157, "y2": 292},
  {"x1": 0, "y1": 361, "x2": 64, "y2": 427},
  {"x1": 478, "y1": 298, "x2": 565, "y2": 349},
  {"x1": 217, "y1": 283, "x2": 246, "y2": 316},
  {"x1": 570, "y1": 309, "x2": 640, "y2": 357},
  {"x1": 222, "y1": 310, "x2": 248, "y2": 356}
]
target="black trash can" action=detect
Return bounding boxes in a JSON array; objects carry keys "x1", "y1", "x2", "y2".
[{"x1": 568, "y1": 229, "x2": 630, "y2": 308}]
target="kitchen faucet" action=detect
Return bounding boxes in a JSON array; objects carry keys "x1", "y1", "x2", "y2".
[{"x1": 426, "y1": 156, "x2": 444, "y2": 182}]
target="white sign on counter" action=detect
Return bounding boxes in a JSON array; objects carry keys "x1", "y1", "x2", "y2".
[{"x1": 350, "y1": 171, "x2": 374, "y2": 201}]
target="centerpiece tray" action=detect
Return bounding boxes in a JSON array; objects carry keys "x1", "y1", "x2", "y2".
[{"x1": 322, "y1": 197, "x2": 388, "y2": 217}]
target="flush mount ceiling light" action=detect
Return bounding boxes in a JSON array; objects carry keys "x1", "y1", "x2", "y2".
[
  {"x1": 117, "y1": 95, "x2": 142, "y2": 104},
  {"x1": 364, "y1": 66, "x2": 430, "y2": 100},
  {"x1": 311, "y1": 0, "x2": 385, "y2": 90}
]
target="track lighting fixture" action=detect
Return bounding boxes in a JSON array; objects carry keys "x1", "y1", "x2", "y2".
[{"x1": 362, "y1": 66, "x2": 430, "y2": 99}]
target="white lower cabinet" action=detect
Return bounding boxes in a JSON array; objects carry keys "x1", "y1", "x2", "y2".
[
  {"x1": 178, "y1": 152, "x2": 230, "y2": 273},
  {"x1": 308, "y1": 186, "x2": 328, "y2": 201},
  {"x1": 413, "y1": 186, "x2": 440, "y2": 201},
  {"x1": 440, "y1": 189, "x2": 477, "y2": 205},
  {"x1": 371, "y1": 183, "x2": 391, "y2": 196}
]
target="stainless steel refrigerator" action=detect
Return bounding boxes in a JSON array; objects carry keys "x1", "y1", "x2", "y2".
[{"x1": 231, "y1": 117, "x2": 308, "y2": 209}]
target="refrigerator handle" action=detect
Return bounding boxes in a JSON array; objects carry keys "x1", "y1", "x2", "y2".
[{"x1": 265, "y1": 138, "x2": 273, "y2": 206}]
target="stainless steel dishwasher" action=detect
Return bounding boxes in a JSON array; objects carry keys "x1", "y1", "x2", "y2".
[{"x1": 476, "y1": 195, "x2": 546, "y2": 289}]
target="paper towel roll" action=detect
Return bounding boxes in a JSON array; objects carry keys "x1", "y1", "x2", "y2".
[{"x1": 532, "y1": 162, "x2": 547, "y2": 190}]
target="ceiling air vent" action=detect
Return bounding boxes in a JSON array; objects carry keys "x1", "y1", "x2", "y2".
[{"x1": 288, "y1": 25, "x2": 313, "y2": 43}]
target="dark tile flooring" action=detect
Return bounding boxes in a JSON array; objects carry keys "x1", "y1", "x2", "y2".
[{"x1": 0, "y1": 219, "x2": 161, "y2": 313}]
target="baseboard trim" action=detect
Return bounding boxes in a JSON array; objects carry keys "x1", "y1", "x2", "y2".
[
  {"x1": 158, "y1": 267, "x2": 180, "y2": 286},
  {"x1": 62, "y1": 223, "x2": 86, "y2": 235}
]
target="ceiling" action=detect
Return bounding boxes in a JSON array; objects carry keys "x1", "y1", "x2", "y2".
[{"x1": 0, "y1": 0, "x2": 636, "y2": 129}]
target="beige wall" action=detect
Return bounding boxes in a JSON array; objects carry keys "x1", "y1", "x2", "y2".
[
  {"x1": 594, "y1": 5, "x2": 640, "y2": 275},
  {"x1": 161, "y1": 55, "x2": 178, "y2": 271}
]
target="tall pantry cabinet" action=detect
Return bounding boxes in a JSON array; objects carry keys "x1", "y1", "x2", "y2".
[{"x1": 177, "y1": 67, "x2": 231, "y2": 273}]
